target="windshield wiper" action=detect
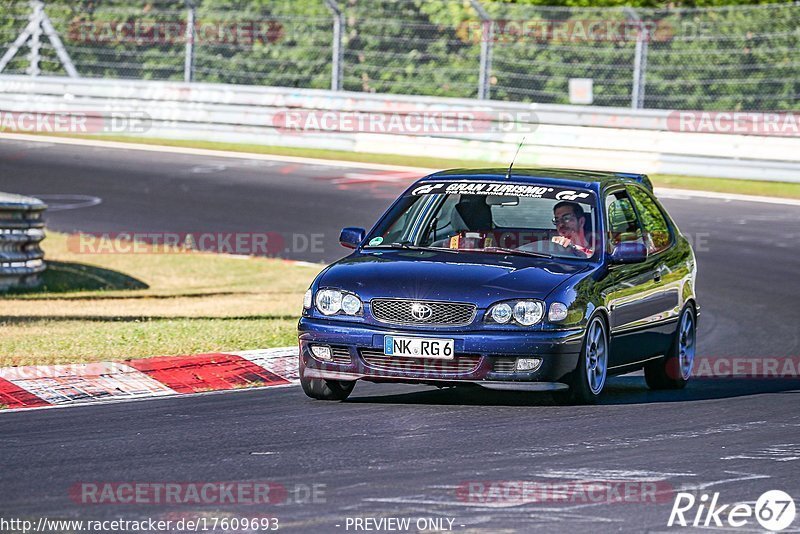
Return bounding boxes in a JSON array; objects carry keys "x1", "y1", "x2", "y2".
[
  {"x1": 481, "y1": 247, "x2": 553, "y2": 259},
  {"x1": 378, "y1": 241, "x2": 459, "y2": 254}
]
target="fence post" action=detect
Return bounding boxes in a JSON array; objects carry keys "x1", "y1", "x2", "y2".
[
  {"x1": 184, "y1": 0, "x2": 196, "y2": 83},
  {"x1": 625, "y1": 8, "x2": 648, "y2": 109},
  {"x1": 469, "y1": 0, "x2": 492, "y2": 100},
  {"x1": 26, "y1": 1, "x2": 43, "y2": 76},
  {"x1": 324, "y1": 0, "x2": 344, "y2": 91},
  {"x1": 0, "y1": 0, "x2": 79, "y2": 77}
]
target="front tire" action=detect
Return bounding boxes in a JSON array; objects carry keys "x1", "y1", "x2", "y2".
[
  {"x1": 556, "y1": 315, "x2": 608, "y2": 405},
  {"x1": 645, "y1": 305, "x2": 696, "y2": 390},
  {"x1": 299, "y1": 358, "x2": 355, "y2": 401}
]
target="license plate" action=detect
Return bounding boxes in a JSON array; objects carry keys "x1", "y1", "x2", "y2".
[{"x1": 384, "y1": 336, "x2": 454, "y2": 359}]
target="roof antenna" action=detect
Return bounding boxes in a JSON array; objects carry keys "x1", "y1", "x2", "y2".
[{"x1": 505, "y1": 136, "x2": 526, "y2": 180}]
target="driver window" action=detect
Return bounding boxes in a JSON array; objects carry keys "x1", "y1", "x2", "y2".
[
  {"x1": 419, "y1": 195, "x2": 460, "y2": 246},
  {"x1": 382, "y1": 196, "x2": 428, "y2": 244},
  {"x1": 605, "y1": 191, "x2": 644, "y2": 251}
]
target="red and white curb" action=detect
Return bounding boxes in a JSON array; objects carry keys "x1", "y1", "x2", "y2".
[{"x1": 0, "y1": 347, "x2": 298, "y2": 412}]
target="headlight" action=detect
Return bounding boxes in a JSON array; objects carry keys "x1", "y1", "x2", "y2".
[
  {"x1": 341, "y1": 293, "x2": 362, "y2": 315},
  {"x1": 303, "y1": 289, "x2": 312, "y2": 309},
  {"x1": 490, "y1": 302, "x2": 513, "y2": 324},
  {"x1": 314, "y1": 289, "x2": 362, "y2": 316},
  {"x1": 315, "y1": 289, "x2": 343, "y2": 315},
  {"x1": 513, "y1": 301, "x2": 544, "y2": 326},
  {"x1": 487, "y1": 300, "x2": 544, "y2": 326},
  {"x1": 548, "y1": 302, "x2": 568, "y2": 322}
]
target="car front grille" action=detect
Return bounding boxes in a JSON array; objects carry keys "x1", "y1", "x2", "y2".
[
  {"x1": 359, "y1": 349, "x2": 481, "y2": 374},
  {"x1": 492, "y1": 357, "x2": 517, "y2": 373},
  {"x1": 330, "y1": 346, "x2": 352, "y2": 364},
  {"x1": 370, "y1": 299, "x2": 476, "y2": 326}
]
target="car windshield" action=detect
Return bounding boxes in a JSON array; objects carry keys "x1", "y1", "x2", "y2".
[{"x1": 365, "y1": 180, "x2": 599, "y2": 260}]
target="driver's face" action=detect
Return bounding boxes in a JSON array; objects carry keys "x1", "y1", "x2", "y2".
[{"x1": 554, "y1": 206, "x2": 583, "y2": 238}]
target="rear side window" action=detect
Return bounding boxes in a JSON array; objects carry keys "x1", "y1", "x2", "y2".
[
  {"x1": 627, "y1": 187, "x2": 672, "y2": 254},
  {"x1": 605, "y1": 191, "x2": 643, "y2": 250}
]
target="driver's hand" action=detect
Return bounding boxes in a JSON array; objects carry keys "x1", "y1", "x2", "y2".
[{"x1": 552, "y1": 236, "x2": 572, "y2": 248}]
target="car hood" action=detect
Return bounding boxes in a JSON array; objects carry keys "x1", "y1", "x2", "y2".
[{"x1": 317, "y1": 249, "x2": 591, "y2": 308}]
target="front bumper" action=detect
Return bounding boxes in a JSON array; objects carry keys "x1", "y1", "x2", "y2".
[{"x1": 298, "y1": 317, "x2": 584, "y2": 389}]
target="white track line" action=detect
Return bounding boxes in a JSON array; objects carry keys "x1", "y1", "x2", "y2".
[{"x1": 0, "y1": 132, "x2": 432, "y2": 173}]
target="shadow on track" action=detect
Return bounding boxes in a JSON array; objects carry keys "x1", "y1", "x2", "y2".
[{"x1": 344, "y1": 376, "x2": 800, "y2": 407}]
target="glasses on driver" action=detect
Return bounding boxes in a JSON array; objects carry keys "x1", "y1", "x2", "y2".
[{"x1": 552, "y1": 214, "x2": 577, "y2": 226}]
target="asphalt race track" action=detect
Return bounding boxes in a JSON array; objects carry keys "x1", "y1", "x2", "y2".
[{"x1": 1, "y1": 138, "x2": 799, "y2": 532}]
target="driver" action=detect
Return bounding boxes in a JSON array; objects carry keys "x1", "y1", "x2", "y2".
[{"x1": 551, "y1": 201, "x2": 594, "y2": 257}]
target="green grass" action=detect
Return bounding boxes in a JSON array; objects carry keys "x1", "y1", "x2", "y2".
[
  {"x1": 0, "y1": 232, "x2": 319, "y2": 366},
  {"x1": 649, "y1": 174, "x2": 800, "y2": 200},
  {"x1": 0, "y1": 318, "x2": 298, "y2": 367},
  {"x1": 56, "y1": 133, "x2": 480, "y2": 170},
  {"x1": 53, "y1": 133, "x2": 800, "y2": 200}
]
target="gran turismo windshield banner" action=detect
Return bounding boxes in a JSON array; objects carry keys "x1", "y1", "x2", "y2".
[{"x1": 410, "y1": 181, "x2": 592, "y2": 201}]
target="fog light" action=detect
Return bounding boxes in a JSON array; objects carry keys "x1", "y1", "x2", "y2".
[
  {"x1": 516, "y1": 358, "x2": 542, "y2": 372},
  {"x1": 311, "y1": 345, "x2": 332, "y2": 361}
]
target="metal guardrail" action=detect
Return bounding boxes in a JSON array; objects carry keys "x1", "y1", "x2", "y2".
[
  {"x1": 1, "y1": 75, "x2": 799, "y2": 182},
  {"x1": 0, "y1": 192, "x2": 46, "y2": 290}
]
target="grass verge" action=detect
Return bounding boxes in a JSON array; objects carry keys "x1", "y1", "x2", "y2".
[
  {"x1": 0, "y1": 232, "x2": 321, "y2": 366},
  {"x1": 42, "y1": 133, "x2": 800, "y2": 200}
]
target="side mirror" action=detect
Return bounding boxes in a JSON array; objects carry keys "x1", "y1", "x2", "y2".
[
  {"x1": 610, "y1": 242, "x2": 648, "y2": 264},
  {"x1": 339, "y1": 227, "x2": 366, "y2": 249}
]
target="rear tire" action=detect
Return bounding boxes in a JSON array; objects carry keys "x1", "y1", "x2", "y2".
[
  {"x1": 299, "y1": 358, "x2": 355, "y2": 401},
  {"x1": 645, "y1": 305, "x2": 696, "y2": 390},
  {"x1": 555, "y1": 315, "x2": 608, "y2": 405}
]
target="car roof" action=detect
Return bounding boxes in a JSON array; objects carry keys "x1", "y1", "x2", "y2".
[{"x1": 420, "y1": 167, "x2": 653, "y2": 192}]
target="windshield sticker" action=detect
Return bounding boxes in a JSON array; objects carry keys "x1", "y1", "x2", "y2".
[
  {"x1": 368, "y1": 236, "x2": 384, "y2": 246},
  {"x1": 411, "y1": 182, "x2": 591, "y2": 200},
  {"x1": 555, "y1": 190, "x2": 591, "y2": 201}
]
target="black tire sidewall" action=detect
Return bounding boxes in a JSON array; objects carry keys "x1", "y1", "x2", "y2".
[
  {"x1": 645, "y1": 304, "x2": 695, "y2": 389},
  {"x1": 565, "y1": 315, "x2": 608, "y2": 404},
  {"x1": 299, "y1": 355, "x2": 355, "y2": 400}
]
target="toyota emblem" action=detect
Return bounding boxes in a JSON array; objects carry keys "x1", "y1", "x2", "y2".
[{"x1": 411, "y1": 303, "x2": 433, "y2": 321}]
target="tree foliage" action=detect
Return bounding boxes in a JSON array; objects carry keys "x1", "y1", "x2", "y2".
[{"x1": 0, "y1": 0, "x2": 796, "y2": 110}]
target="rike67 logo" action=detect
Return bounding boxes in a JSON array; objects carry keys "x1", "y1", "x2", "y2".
[{"x1": 668, "y1": 490, "x2": 796, "y2": 531}]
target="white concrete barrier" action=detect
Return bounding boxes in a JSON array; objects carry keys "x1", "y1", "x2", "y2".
[{"x1": 1, "y1": 74, "x2": 798, "y2": 181}]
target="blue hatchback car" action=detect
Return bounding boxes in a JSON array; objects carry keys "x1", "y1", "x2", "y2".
[{"x1": 298, "y1": 168, "x2": 698, "y2": 404}]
